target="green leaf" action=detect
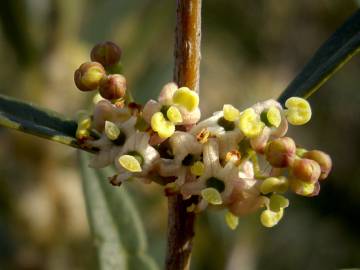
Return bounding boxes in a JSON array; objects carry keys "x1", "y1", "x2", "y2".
[
  {"x1": 0, "y1": 94, "x2": 96, "y2": 152},
  {"x1": 278, "y1": 9, "x2": 360, "y2": 104},
  {"x1": 79, "y1": 152, "x2": 158, "y2": 270}
]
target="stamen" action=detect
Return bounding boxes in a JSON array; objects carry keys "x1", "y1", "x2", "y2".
[
  {"x1": 172, "y1": 87, "x2": 199, "y2": 112},
  {"x1": 118, "y1": 154, "x2": 142, "y2": 172},
  {"x1": 201, "y1": 187, "x2": 223, "y2": 205},
  {"x1": 104, "y1": 121, "x2": 120, "y2": 140},
  {"x1": 238, "y1": 108, "x2": 265, "y2": 138},
  {"x1": 285, "y1": 97, "x2": 312, "y2": 125},
  {"x1": 223, "y1": 104, "x2": 240, "y2": 122},
  {"x1": 225, "y1": 211, "x2": 239, "y2": 230},
  {"x1": 260, "y1": 208, "x2": 284, "y2": 228},
  {"x1": 190, "y1": 161, "x2": 205, "y2": 176}
]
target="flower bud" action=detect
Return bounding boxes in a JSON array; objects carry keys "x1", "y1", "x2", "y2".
[
  {"x1": 74, "y1": 62, "x2": 105, "y2": 91},
  {"x1": 99, "y1": 74, "x2": 127, "y2": 100},
  {"x1": 303, "y1": 150, "x2": 332, "y2": 180},
  {"x1": 265, "y1": 137, "x2": 296, "y2": 168},
  {"x1": 291, "y1": 158, "x2": 321, "y2": 183},
  {"x1": 90, "y1": 41, "x2": 122, "y2": 67}
]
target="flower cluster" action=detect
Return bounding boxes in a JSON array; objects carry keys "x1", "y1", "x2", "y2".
[{"x1": 74, "y1": 42, "x2": 332, "y2": 229}]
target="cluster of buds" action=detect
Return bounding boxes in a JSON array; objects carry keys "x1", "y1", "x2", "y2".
[{"x1": 74, "y1": 42, "x2": 332, "y2": 229}]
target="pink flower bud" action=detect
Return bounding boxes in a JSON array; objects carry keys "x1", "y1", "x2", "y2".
[
  {"x1": 90, "y1": 41, "x2": 122, "y2": 67},
  {"x1": 303, "y1": 150, "x2": 332, "y2": 180},
  {"x1": 74, "y1": 62, "x2": 105, "y2": 91},
  {"x1": 265, "y1": 137, "x2": 296, "y2": 168},
  {"x1": 291, "y1": 158, "x2": 321, "y2": 183},
  {"x1": 99, "y1": 74, "x2": 127, "y2": 100}
]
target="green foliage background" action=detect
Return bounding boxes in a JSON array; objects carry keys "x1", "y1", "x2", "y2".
[{"x1": 0, "y1": 0, "x2": 360, "y2": 269}]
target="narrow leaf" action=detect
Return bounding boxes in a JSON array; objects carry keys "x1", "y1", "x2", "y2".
[
  {"x1": 0, "y1": 94, "x2": 96, "y2": 152},
  {"x1": 278, "y1": 9, "x2": 360, "y2": 104},
  {"x1": 80, "y1": 152, "x2": 127, "y2": 270},
  {"x1": 79, "y1": 152, "x2": 158, "y2": 270}
]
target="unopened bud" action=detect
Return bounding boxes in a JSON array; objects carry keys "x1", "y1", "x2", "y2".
[
  {"x1": 99, "y1": 74, "x2": 127, "y2": 100},
  {"x1": 74, "y1": 62, "x2": 105, "y2": 91},
  {"x1": 265, "y1": 137, "x2": 296, "y2": 168},
  {"x1": 291, "y1": 158, "x2": 321, "y2": 183},
  {"x1": 90, "y1": 41, "x2": 122, "y2": 67},
  {"x1": 303, "y1": 150, "x2": 332, "y2": 180}
]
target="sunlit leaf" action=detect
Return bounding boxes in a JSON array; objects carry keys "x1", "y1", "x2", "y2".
[
  {"x1": 0, "y1": 94, "x2": 96, "y2": 152},
  {"x1": 79, "y1": 152, "x2": 158, "y2": 270},
  {"x1": 278, "y1": 9, "x2": 360, "y2": 104}
]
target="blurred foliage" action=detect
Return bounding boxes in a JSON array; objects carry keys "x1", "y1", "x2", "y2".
[
  {"x1": 79, "y1": 153, "x2": 158, "y2": 270},
  {"x1": 1, "y1": 0, "x2": 360, "y2": 269}
]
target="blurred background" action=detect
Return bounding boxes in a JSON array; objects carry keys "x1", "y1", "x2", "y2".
[{"x1": 1, "y1": 0, "x2": 360, "y2": 269}]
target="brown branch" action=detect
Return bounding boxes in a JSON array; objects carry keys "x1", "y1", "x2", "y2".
[
  {"x1": 165, "y1": 1, "x2": 202, "y2": 270},
  {"x1": 173, "y1": 0, "x2": 202, "y2": 93}
]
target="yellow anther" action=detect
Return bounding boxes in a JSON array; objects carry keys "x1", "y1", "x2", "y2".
[
  {"x1": 76, "y1": 128, "x2": 90, "y2": 139},
  {"x1": 285, "y1": 97, "x2": 312, "y2": 125},
  {"x1": 260, "y1": 177, "x2": 288, "y2": 194},
  {"x1": 172, "y1": 87, "x2": 199, "y2": 112},
  {"x1": 151, "y1": 112, "x2": 175, "y2": 139},
  {"x1": 118, "y1": 155, "x2": 142, "y2": 172},
  {"x1": 225, "y1": 211, "x2": 239, "y2": 230},
  {"x1": 267, "y1": 106, "x2": 281, "y2": 128},
  {"x1": 190, "y1": 161, "x2": 205, "y2": 176},
  {"x1": 104, "y1": 121, "x2": 120, "y2": 140},
  {"x1": 238, "y1": 108, "x2": 265, "y2": 138},
  {"x1": 76, "y1": 114, "x2": 91, "y2": 139},
  {"x1": 167, "y1": 106, "x2": 183, "y2": 123},
  {"x1": 223, "y1": 104, "x2": 240, "y2": 122},
  {"x1": 260, "y1": 208, "x2": 284, "y2": 228},
  {"x1": 201, "y1": 187, "x2": 223, "y2": 205},
  {"x1": 269, "y1": 194, "x2": 289, "y2": 212}
]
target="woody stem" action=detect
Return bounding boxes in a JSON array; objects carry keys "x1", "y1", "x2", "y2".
[{"x1": 165, "y1": 0, "x2": 202, "y2": 270}]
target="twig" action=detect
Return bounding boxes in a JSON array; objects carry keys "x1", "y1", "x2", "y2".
[
  {"x1": 165, "y1": 1, "x2": 202, "y2": 269},
  {"x1": 173, "y1": 0, "x2": 202, "y2": 93}
]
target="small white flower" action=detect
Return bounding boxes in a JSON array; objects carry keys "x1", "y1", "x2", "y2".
[
  {"x1": 113, "y1": 131, "x2": 159, "y2": 185},
  {"x1": 191, "y1": 110, "x2": 244, "y2": 159},
  {"x1": 87, "y1": 117, "x2": 136, "y2": 168},
  {"x1": 92, "y1": 99, "x2": 131, "y2": 132},
  {"x1": 157, "y1": 131, "x2": 203, "y2": 187},
  {"x1": 142, "y1": 82, "x2": 201, "y2": 139},
  {"x1": 181, "y1": 139, "x2": 247, "y2": 211}
]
